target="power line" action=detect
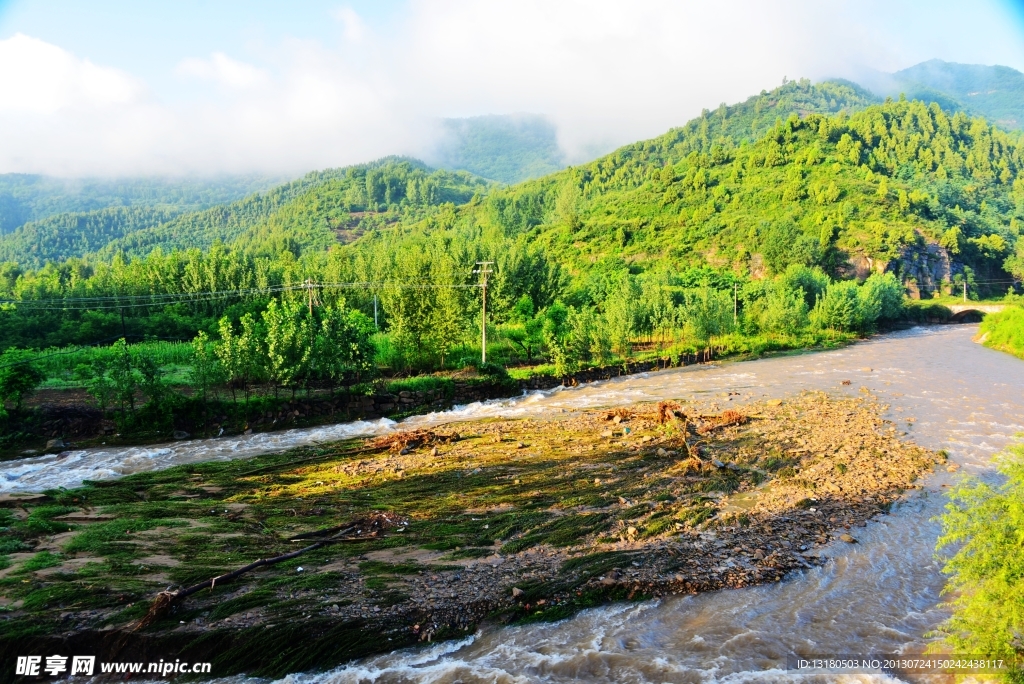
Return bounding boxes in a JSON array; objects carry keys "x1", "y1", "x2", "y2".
[{"x1": 0, "y1": 280, "x2": 484, "y2": 312}]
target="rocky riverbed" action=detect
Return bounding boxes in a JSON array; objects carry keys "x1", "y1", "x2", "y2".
[{"x1": 0, "y1": 391, "x2": 942, "y2": 678}]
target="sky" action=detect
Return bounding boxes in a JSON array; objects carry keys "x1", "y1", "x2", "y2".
[{"x1": 0, "y1": 0, "x2": 1023, "y2": 178}]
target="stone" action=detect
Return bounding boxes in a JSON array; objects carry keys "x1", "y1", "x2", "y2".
[
  {"x1": 626, "y1": 526, "x2": 637, "y2": 536},
  {"x1": 711, "y1": 459, "x2": 725, "y2": 468},
  {"x1": 173, "y1": 430, "x2": 190, "y2": 440},
  {"x1": 656, "y1": 448, "x2": 669, "y2": 457},
  {"x1": 45, "y1": 438, "x2": 65, "y2": 451},
  {"x1": 511, "y1": 587, "x2": 524, "y2": 598},
  {"x1": 840, "y1": 534, "x2": 856, "y2": 544},
  {"x1": 766, "y1": 399, "x2": 783, "y2": 406}
]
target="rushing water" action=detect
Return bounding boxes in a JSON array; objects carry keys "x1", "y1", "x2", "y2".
[{"x1": 9, "y1": 325, "x2": 1024, "y2": 682}]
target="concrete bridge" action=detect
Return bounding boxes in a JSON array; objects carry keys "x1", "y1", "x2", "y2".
[{"x1": 947, "y1": 303, "x2": 1008, "y2": 321}]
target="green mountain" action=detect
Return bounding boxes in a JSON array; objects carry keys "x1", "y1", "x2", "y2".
[
  {"x1": 870, "y1": 60, "x2": 1024, "y2": 130},
  {"x1": 2, "y1": 79, "x2": 1022, "y2": 352},
  {"x1": 431, "y1": 114, "x2": 566, "y2": 184},
  {"x1": 0, "y1": 206, "x2": 183, "y2": 269},
  {"x1": 91, "y1": 158, "x2": 490, "y2": 260},
  {"x1": 0, "y1": 174, "x2": 282, "y2": 235}
]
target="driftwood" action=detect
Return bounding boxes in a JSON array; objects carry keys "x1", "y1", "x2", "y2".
[{"x1": 134, "y1": 512, "x2": 405, "y2": 631}]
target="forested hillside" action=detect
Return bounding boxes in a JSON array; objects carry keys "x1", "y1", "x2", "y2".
[
  {"x1": 0, "y1": 174, "x2": 281, "y2": 235},
  {"x1": 52, "y1": 158, "x2": 490, "y2": 262},
  {"x1": 469, "y1": 93, "x2": 1023, "y2": 290},
  {"x1": 1, "y1": 81, "x2": 1022, "y2": 374},
  {"x1": 0, "y1": 206, "x2": 182, "y2": 268}
]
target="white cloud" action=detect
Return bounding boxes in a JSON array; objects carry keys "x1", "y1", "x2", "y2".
[
  {"x1": 0, "y1": 1, "x2": 1022, "y2": 176},
  {"x1": 176, "y1": 52, "x2": 270, "y2": 89},
  {"x1": 0, "y1": 33, "x2": 143, "y2": 114},
  {"x1": 333, "y1": 6, "x2": 369, "y2": 43}
]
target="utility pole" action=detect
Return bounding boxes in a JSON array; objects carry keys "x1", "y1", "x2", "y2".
[
  {"x1": 474, "y1": 262, "x2": 494, "y2": 364},
  {"x1": 963, "y1": 281, "x2": 967, "y2": 303},
  {"x1": 733, "y1": 283, "x2": 738, "y2": 325},
  {"x1": 303, "y1": 278, "x2": 319, "y2": 316}
]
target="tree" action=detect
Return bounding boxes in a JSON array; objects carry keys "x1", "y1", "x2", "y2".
[
  {"x1": 262, "y1": 298, "x2": 310, "y2": 397},
  {"x1": 554, "y1": 181, "x2": 582, "y2": 231},
  {"x1": 501, "y1": 295, "x2": 544, "y2": 361},
  {"x1": 189, "y1": 331, "x2": 224, "y2": 405},
  {"x1": 216, "y1": 313, "x2": 266, "y2": 403},
  {"x1": 108, "y1": 339, "x2": 139, "y2": 419},
  {"x1": 810, "y1": 281, "x2": 860, "y2": 332},
  {"x1": 756, "y1": 284, "x2": 809, "y2": 335},
  {"x1": 781, "y1": 264, "x2": 831, "y2": 309},
  {"x1": 604, "y1": 277, "x2": 639, "y2": 356},
  {"x1": 313, "y1": 306, "x2": 376, "y2": 389},
  {"x1": 681, "y1": 287, "x2": 734, "y2": 348},
  {"x1": 0, "y1": 349, "x2": 45, "y2": 417},
  {"x1": 860, "y1": 272, "x2": 905, "y2": 322},
  {"x1": 429, "y1": 257, "x2": 466, "y2": 368}
]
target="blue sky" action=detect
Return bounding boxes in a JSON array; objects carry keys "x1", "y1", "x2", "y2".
[{"x1": 0, "y1": 1, "x2": 1022, "y2": 176}]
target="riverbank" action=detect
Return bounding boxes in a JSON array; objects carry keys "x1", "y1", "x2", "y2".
[
  {"x1": 0, "y1": 392, "x2": 942, "y2": 680},
  {"x1": 976, "y1": 304, "x2": 1024, "y2": 360},
  {"x1": 1, "y1": 343, "x2": 823, "y2": 459}
]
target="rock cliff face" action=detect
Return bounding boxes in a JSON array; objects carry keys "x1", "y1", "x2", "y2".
[
  {"x1": 847, "y1": 238, "x2": 957, "y2": 298},
  {"x1": 892, "y1": 241, "x2": 954, "y2": 298}
]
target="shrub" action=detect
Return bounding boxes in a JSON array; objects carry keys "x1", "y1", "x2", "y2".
[{"x1": 934, "y1": 440, "x2": 1024, "y2": 678}]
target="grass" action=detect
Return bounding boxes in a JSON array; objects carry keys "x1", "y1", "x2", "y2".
[{"x1": 979, "y1": 305, "x2": 1024, "y2": 360}]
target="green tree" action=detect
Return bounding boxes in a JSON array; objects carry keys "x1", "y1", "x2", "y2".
[
  {"x1": 756, "y1": 284, "x2": 809, "y2": 334},
  {"x1": 604, "y1": 277, "x2": 639, "y2": 356},
  {"x1": 934, "y1": 440, "x2": 1024, "y2": 676},
  {"x1": 262, "y1": 298, "x2": 310, "y2": 397},
  {"x1": 189, "y1": 331, "x2": 224, "y2": 404},
  {"x1": 502, "y1": 295, "x2": 544, "y2": 361},
  {"x1": 429, "y1": 257, "x2": 467, "y2": 368},
  {"x1": 810, "y1": 281, "x2": 860, "y2": 331},
  {"x1": 313, "y1": 305, "x2": 376, "y2": 389},
  {"x1": 0, "y1": 349, "x2": 45, "y2": 417},
  {"x1": 681, "y1": 287, "x2": 734, "y2": 348},
  {"x1": 860, "y1": 272, "x2": 905, "y2": 321}
]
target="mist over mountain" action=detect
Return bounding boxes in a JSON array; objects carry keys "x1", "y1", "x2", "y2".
[
  {"x1": 861, "y1": 59, "x2": 1024, "y2": 129},
  {"x1": 0, "y1": 174, "x2": 285, "y2": 236},
  {"x1": 428, "y1": 114, "x2": 566, "y2": 184}
]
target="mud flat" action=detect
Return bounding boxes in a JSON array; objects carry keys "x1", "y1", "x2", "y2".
[{"x1": 0, "y1": 392, "x2": 941, "y2": 679}]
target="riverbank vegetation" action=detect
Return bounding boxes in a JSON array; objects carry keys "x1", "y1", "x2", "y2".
[
  {"x1": 936, "y1": 438, "x2": 1024, "y2": 681},
  {"x1": 978, "y1": 305, "x2": 1024, "y2": 359},
  {"x1": 0, "y1": 393, "x2": 940, "y2": 677},
  {"x1": 0, "y1": 265, "x2": 902, "y2": 449}
]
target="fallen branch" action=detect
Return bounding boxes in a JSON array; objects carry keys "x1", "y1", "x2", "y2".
[{"x1": 133, "y1": 512, "x2": 404, "y2": 631}]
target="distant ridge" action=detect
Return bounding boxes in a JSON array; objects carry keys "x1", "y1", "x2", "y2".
[{"x1": 862, "y1": 59, "x2": 1024, "y2": 129}]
